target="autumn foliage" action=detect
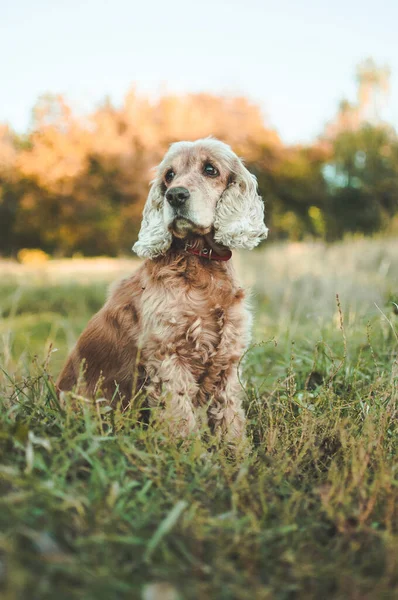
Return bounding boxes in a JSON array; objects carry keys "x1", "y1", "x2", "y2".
[{"x1": 1, "y1": 72, "x2": 398, "y2": 256}]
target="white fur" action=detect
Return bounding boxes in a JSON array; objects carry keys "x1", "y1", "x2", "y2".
[
  {"x1": 133, "y1": 138, "x2": 268, "y2": 258},
  {"x1": 214, "y1": 170, "x2": 268, "y2": 250},
  {"x1": 133, "y1": 181, "x2": 172, "y2": 258}
]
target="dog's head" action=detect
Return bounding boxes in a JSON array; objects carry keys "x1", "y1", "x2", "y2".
[{"x1": 133, "y1": 138, "x2": 268, "y2": 258}]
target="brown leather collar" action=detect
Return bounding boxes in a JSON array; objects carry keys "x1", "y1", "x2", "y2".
[{"x1": 184, "y1": 241, "x2": 232, "y2": 261}]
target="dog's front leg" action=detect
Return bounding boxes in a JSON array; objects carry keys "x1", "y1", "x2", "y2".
[
  {"x1": 207, "y1": 369, "x2": 247, "y2": 446},
  {"x1": 145, "y1": 355, "x2": 198, "y2": 438}
]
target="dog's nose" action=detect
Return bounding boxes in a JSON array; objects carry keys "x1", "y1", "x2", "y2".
[{"x1": 166, "y1": 187, "x2": 190, "y2": 208}]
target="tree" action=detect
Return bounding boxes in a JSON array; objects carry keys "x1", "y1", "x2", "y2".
[{"x1": 323, "y1": 125, "x2": 398, "y2": 238}]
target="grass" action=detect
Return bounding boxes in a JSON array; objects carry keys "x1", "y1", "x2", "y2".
[{"x1": 0, "y1": 238, "x2": 397, "y2": 599}]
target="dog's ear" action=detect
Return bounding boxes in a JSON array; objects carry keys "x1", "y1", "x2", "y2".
[
  {"x1": 132, "y1": 181, "x2": 172, "y2": 259},
  {"x1": 214, "y1": 159, "x2": 268, "y2": 250}
]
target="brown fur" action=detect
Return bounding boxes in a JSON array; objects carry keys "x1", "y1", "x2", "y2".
[
  {"x1": 57, "y1": 243, "x2": 250, "y2": 441},
  {"x1": 57, "y1": 138, "x2": 268, "y2": 443}
]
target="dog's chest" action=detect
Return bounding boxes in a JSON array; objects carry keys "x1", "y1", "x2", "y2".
[{"x1": 139, "y1": 278, "x2": 246, "y2": 363}]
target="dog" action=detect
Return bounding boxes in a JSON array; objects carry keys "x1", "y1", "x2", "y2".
[{"x1": 57, "y1": 138, "x2": 268, "y2": 443}]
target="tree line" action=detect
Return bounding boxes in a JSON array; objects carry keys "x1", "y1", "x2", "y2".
[{"x1": 1, "y1": 60, "x2": 397, "y2": 257}]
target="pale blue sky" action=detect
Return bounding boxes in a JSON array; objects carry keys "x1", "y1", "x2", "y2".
[{"x1": 2, "y1": 0, "x2": 397, "y2": 143}]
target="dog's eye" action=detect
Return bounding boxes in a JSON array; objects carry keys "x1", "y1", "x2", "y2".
[
  {"x1": 165, "y1": 169, "x2": 175, "y2": 183},
  {"x1": 203, "y1": 163, "x2": 219, "y2": 177}
]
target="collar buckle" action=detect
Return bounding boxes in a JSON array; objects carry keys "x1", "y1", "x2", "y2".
[{"x1": 184, "y1": 241, "x2": 232, "y2": 262}]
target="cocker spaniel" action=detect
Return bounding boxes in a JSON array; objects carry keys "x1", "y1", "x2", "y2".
[{"x1": 57, "y1": 138, "x2": 268, "y2": 443}]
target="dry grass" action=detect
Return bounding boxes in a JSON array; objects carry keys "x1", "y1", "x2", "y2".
[{"x1": 0, "y1": 238, "x2": 397, "y2": 599}]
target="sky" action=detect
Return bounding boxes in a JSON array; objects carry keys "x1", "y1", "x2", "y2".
[{"x1": 1, "y1": 0, "x2": 398, "y2": 144}]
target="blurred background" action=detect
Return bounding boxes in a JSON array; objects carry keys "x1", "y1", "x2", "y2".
[
  {"x1": 1, "y1": 7, "x2": 398, "y2": 595},
  {"x1": 1, "y1": 0, "x2": 398, "y2": 258},
  {"x1": 1, "y1": 0, "x2": 397, "y2": 377}
]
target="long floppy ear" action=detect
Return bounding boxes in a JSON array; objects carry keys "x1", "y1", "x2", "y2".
[
  {"x1": 213, "y1": 161, "x2": 268, "y2": 250},
  {"x1": 132, "y1": 181, "x2": 172, "y2": 259}
]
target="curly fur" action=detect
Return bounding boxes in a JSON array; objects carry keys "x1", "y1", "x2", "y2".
[
  {"x1": 57, "y1": 138, "x2": 268, "y2": 443},
  {"x1": 133, "y1": 184, "x2": 172, "y2": 258},
  {"x1": 133, "y1": 138, "x2": 268, "y2": 258}
]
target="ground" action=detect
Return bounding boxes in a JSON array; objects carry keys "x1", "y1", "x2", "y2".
[{"x1": 0, "y1": 239, "x2": 397, "y2": 599}]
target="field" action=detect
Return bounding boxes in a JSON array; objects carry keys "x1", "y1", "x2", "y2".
[{"x1": 0, "y1": 238, "x2": 397, "y2": 599}]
